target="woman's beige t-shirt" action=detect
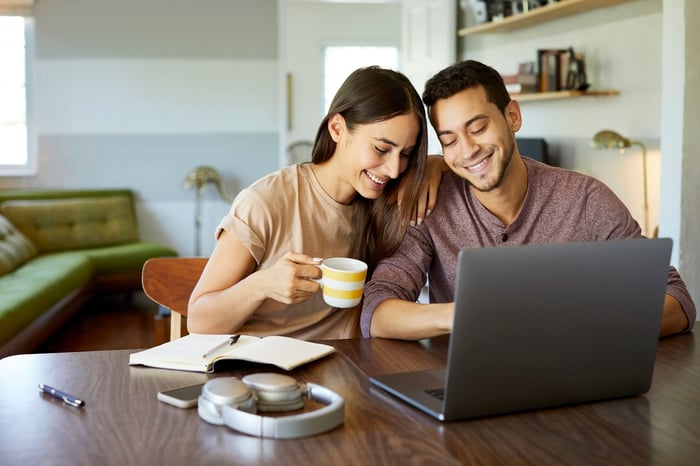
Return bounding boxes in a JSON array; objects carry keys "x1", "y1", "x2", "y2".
[{"x1": 216, "y1": 163, "x2": 360, "y2": 339}]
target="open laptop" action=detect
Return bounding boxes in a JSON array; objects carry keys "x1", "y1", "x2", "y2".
[{"x1": 370, "y1": 238, "x2": 673, "y2": 421}]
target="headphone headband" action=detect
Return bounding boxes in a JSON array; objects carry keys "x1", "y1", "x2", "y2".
[{"x1": 198, "y1": 376, "x2": 345, "y2": 439}]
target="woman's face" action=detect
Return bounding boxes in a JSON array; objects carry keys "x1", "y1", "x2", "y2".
[{"x1": 329, "y1": 112, "x2": 419, "y2": 204}]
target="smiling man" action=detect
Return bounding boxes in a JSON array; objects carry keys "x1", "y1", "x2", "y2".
[{"x1": 360, "y1": 59, "x2": 696, "y2": 340}]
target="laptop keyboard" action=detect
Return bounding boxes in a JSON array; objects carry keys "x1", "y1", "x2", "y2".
[{"x1": 425, "y1": 387, "x2": 445, "y2": 401}]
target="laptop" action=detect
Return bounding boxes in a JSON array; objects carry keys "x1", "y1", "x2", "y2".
[{"x1": 370, "y1": 238, "x2": 673, "y2": 421}]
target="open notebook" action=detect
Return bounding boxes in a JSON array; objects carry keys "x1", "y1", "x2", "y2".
[
  {"x1": 371, "y1": 238, "x2": 672, "y2": 421},
  {"x1": 129, "y1": 334, "x2": 335, "y2": 373}
]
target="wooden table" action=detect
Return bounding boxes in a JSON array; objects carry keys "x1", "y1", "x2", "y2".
[
  {"x1": 332, "y1": 333, "x2": 700, "y2": 465},
  {"x1": 1, "y1": 333, "x2": 697, "y2": 465}
]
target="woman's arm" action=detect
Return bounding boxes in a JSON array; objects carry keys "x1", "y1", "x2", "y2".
[{"x1": 187, "y1": 230, "x2": 322, "y2": 334}]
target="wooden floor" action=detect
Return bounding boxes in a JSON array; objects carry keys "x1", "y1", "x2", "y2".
[{"x1": 36, "y1": 291, "x2": 170, "y2": 353}]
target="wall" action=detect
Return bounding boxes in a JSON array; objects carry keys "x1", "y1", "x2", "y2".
[
  {"x1": 1, "y1": 0, "x2": 280, "y2": 257},
  {"x1": 660, "y1": 0, "x2": 700, "y2": 316},
  {"x1": 285, "y1": 1, "x2": 401, "y2": 147}
]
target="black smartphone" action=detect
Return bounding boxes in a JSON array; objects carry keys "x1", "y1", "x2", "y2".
[{"x1": 157, "y1": 383, "x2": 205, "y2": 408}]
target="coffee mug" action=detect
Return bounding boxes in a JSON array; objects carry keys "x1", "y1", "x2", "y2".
[{"x1": 315, "y1": 257, "x2": 368, "y2": 308}]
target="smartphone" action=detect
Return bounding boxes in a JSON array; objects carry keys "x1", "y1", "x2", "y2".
[{"x1": 157, "y1": 383, "x2": 205, "y2": 408}]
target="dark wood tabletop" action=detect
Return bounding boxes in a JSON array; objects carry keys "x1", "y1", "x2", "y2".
[
  {"x1": 0, "y1": 332, "x2": 697, "y2": 465},
  {"x1": 331, "y1": 333, "x2": 700, "y2": 465}
]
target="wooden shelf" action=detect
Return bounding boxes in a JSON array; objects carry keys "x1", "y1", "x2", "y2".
[
  {"x1": 512, "y1": 90, "x2": 620, "y2": 102},
  {"x1": 458, "y1": 0, "x2": 636, "y2": 36}
]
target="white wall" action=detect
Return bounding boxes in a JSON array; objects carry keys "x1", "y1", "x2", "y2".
[
  {"x1": 460, "y1": 0, "x2": 663, "y2": 239},
  {"x1": 285, "y1": 1, "x2": 401, "y2": 147},
  {"x1": 660, "y1": 0, "x2": 700, "y2": 313}
]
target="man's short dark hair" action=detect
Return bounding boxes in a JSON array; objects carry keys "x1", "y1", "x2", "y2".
[{"x1": 422, "y1": 60, "x2": 511, "y2": 115}]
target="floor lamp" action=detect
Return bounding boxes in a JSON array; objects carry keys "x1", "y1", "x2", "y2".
[
  {"x1": 591, "y1": 130, "x2": 651, "y2": 237},
  {"x1": 183, "y1": 166, "x2": 232, "y2": 256}
]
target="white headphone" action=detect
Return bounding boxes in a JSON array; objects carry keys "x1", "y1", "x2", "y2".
[{"x1": 197, "y1": 372, "x2": 345, "y2": 439}]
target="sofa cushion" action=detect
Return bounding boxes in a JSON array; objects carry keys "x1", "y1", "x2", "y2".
[
  {"x1": 0, "y1": 252, "x2": 94, "y2": 347},
  {"x1": 82, "y1": 241, "x2": 179, "y2": 274},
  {"x1": 0, "y1": 215, "x2": 39, "y2": 276},
  {"x1": 0, "y1": 196, "x2": 139, "y2": 252}
]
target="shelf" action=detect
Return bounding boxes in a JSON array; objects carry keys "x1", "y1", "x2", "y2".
[
  {"x1": 458, "y1": 0, "x2": 637, "y2": 36},
  {"x1": 512, "y1": 90, "x2": 620, "y2": 102}
]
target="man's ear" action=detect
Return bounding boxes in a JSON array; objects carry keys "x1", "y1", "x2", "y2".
[
  {"x1": 505, "y1": 99, "x2": 523, "y2": 132},
  {"x1": 327, "y1": 113, "x2": 346, "y2": 143}
]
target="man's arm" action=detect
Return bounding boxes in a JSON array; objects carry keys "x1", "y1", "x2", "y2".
[
  {"x1": 370, "y1": 299, "x2": 453, "y2": 340},
  {"x1": 660, "y1": 294, "x2": 690, "y2": 337},
  {"x1": 360, "y1": 223, "x2": 436, "y2": 338},
  {"x1": 586, "y1": 182, "x2": 696, "y2": 336}
]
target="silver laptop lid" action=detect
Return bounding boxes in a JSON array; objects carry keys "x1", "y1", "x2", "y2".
[{"x1": 442, "y1": 238, "x2": 672, "y2": 420}]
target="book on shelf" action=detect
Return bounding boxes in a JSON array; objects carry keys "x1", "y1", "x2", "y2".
[
  {"x1": 128, "y1": 333, "x2": 336, "y2": 373},
  {"x1": 506, "y1": 82, "x2": 538, "y2": 95},
  {"x1": 502, "y1": 71, "x2": 539, "y2": 95},
  {"x1": 537, "y1": 48, "x2": 568, "y2": 92}
]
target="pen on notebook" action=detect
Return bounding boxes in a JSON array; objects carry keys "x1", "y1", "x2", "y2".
[
  {"x1": 38, "y1": 383, "x2": 85, "y2": 408},
  {"x1": 202, "y1": 334, "x2": 240, "y2": 359}
]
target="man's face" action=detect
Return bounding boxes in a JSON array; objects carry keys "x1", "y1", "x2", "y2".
[{"x1": 431, "y1": 85, "x2": 521, "y2": 193}]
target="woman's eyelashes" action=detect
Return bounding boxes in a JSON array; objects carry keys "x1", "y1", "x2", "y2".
[{"x1": 374, "y1": 145, "x2": 413, "y2": 159}]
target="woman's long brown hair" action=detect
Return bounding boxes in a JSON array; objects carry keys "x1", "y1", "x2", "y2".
[{"x1": 311, "y1": 66, "x2": 428, "y2": 274}]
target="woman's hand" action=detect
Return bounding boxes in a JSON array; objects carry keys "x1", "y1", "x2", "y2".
[
  {"x1": 257, "y1": 252, "x2": 323, "y2": 305},
  {"x1": 398, "y1": 154, "x2": 448, "y2": 226}
]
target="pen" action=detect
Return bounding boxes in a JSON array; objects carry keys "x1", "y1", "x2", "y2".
[
  {"x1": 38, "y1": 383, "x2": 85, "y2": 408},
  {"x1": 202, "y1": 334, "x2": 240, "y2": 359}
]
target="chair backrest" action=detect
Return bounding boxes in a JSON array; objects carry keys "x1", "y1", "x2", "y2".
[{"x1": 142, "y1": 257, "x2": 208, "y2": 340}]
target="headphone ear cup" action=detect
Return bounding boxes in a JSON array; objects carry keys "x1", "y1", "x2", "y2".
[
  {"x1": 198, "y1": 377, "x2": 256, "y2": 425},
  {"x1": 242, "y1": 373, "x2": 305, "y2": 412}
]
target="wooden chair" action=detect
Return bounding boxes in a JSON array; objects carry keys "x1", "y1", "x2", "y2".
[{"x1": 141, "y1": 257, "x2": 208, "y2": 341}]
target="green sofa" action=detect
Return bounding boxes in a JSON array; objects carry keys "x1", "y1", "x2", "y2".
[{"x1": 0, "y1": 189, "x2": 178, "y2": 357}]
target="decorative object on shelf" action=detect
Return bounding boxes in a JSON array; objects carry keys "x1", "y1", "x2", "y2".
[
  {"x1": 565, "y1": 47, "x2": 589, "y2": 91},
  {"x1": 460, "y1": 0, "x2": 489, "y2": 25},
  {"x1": 591, "y1": 130, "x2": 652, "y2": 237},
  {"x1": 487, "y1": 0, "x2": 511, "y2": 22},
  {"x1": 457, "y1": 0, "x2": 637, "y2": 36},
  {"x1": 183, "y1": 166, "x2": 233, "y2": 256},
  {"x1": 511, "y1": 0, "x2": 544, "y2": 16}
]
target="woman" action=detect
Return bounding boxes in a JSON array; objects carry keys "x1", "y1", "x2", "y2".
[{"x1": 187, "y1": 66, "x2": 432, "y2": 339}]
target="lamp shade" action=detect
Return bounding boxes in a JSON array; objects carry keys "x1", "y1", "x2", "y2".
[
  {"x1": 591, "y1": 130, "x2": 632, "y2": 150},
  {"x1": 183, "y1": 166, "x2": 232, "y2": 202}
]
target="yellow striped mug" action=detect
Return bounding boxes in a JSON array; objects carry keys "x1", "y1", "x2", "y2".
[{"x1": 317, "y1": 257, "x2": 368, "y2": 308}]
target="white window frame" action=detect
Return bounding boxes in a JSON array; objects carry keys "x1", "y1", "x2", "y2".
[{"x1": 0, "y1": 15, "x2": 36, "y2": 176}]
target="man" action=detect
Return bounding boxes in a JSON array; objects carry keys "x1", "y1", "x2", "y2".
[{"x1": 360, "y1": 60, "x2": 695, "y2": 340}]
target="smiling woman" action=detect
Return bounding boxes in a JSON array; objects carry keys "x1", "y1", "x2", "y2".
[
  {"x1": 0, "y1": 14, "x2": 34, "y2": 175},
  {"x1": 186, "y1": 66, "x2": 429, "y2": 340}
]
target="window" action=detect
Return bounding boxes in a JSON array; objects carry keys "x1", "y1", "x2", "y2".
[
  {"x1": 0, "y1": 15, "x2": 34, "y2": 175},
  {"x1": 323, "y1": 46, "x2": 399, "y2": 114}
]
